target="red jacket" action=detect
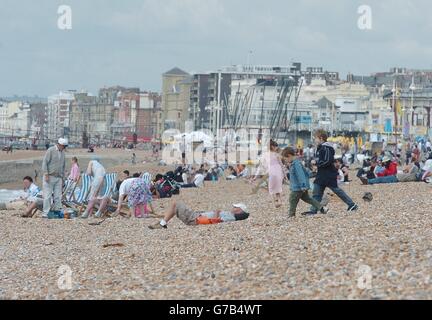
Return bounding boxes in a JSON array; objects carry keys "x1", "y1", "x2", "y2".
[{"x1": 377, "y1": 162, "x2": 398, "y2": 177}]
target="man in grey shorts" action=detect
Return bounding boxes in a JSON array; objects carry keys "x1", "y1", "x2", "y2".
[{"x1": 149, "y1": 200, "x2": 250, "y2": 229}]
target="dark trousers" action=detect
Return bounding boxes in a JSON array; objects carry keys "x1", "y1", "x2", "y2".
[
  {"x1": 289, "y1": 190, "x2": 322, "y2": 216},
  {"x1": 181, "y1": 183, "x2": 197, "y2": 188},
  {"x1": 310, "y1": 183, "x2": 355, "y2": 213}
]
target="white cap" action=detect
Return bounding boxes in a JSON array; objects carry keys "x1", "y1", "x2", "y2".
[
  {"x1": 58, "y1": 138, "x2": 69, "y2": 146},
  {"x1": 233, "y1": 203, "x2": 248, "y2": 213}
]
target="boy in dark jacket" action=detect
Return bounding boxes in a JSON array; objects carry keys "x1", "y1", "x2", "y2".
[{"x1": 306, "y1": 130, "x2": 358, "y2": 215}]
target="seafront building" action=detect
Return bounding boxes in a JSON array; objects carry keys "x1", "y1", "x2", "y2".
[{"x1": 1, "y1": 65, "x2": 432, "y2": 147}]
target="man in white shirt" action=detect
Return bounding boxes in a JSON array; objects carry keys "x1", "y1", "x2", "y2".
[
  {"x1": 1, "y1": 176, "x2": 43, "y2": 218},
  {"x1": 180, "y1": 171, "x2": 205, "y2": 188}
]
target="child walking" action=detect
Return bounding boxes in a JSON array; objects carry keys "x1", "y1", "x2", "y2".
[
  {"x1": 252, "y1": 139, "x2": 286, "y2": 208},
  {"x1": 282, "y1": 147, "x2": 329, "y2": 218},
  {"x1": 307, "y1": 129, "x2": 358, "y2": 215}
]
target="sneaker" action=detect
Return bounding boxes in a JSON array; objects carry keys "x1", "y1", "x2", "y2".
[
  {"x1": 148, "y1": 222, "x2": 167, "y2": 230},
  {"x1": 41, "y1": 213, "x2": 49, "y2": 219},
  {"x1": 321, "y1": 196, "x2": 330, "y2": 207},
  {"x1": 95, "y1": 211, "x2": 103, "y2": 218},
  {"x1": 81, "y1": 211, "x2": 89, "y2": 219},
  {"x1": 320, "y1": 206, "x2": 329, "y2": 214},
  {"x1": 348, "y1": 204, "x2": 359, "y2": 212}
]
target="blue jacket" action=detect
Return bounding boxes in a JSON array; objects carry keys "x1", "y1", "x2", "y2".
[{"x1": 289, "y1": 159, "x2": 311, "y2": 191}]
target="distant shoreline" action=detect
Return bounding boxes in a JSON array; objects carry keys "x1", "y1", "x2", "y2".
[{"x1": 0, "y1": 148, "x2": 159, "y2": 189}]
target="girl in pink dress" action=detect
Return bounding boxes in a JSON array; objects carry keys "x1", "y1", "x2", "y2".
[{"x1": 253, "y1": 140, "x2": 286, "y2": 208}]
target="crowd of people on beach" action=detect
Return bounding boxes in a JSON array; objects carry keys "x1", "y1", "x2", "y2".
[
  {"x1": 356, "y1": 141, "x2": 432, "y2": 185},
  {"x1": 2, "y1": 130, "x2": 431, "y2": 230}
]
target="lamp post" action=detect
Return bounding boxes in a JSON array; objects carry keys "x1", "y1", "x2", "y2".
[
  {"x1": 216, "y1": 73, "x2": 222, "y2": 137},
  {"x1": 205, "y1": 104, "x2": 213, "y2": 132},
  {"x1": 391, "y1": 81, "x2": 398, "y2": 144},
  {"x1": 193, "y1": 102, "x2": 197, "y2": 131},
  {"x1": 409, "y1": 79, "x2": 416, "y2": 137}
]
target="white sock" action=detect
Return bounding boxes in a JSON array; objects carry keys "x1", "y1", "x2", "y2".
[{"x1": 160, "y1": 219, "x2": 167, "y2": 226}]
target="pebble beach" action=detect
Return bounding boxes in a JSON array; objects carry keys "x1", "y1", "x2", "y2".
[{"x1": 1, "y1": 154, "x2": 431, "y2": 299}]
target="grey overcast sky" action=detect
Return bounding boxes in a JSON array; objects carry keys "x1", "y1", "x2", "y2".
[{"x1": 1, "y1": 0, "x2": 432, "y2": 97}]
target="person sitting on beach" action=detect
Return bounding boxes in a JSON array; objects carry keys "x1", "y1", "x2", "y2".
[
  {"x1": 152, "y1": 173, "x2": 179, "y2": 198},
  {"x1": 335, "y1": 158, "x2": 350, "y2": 185},
  {"x1": 180, "y1": 169, "x2": 205, "y2": 188},
  {"x1": 204, "y1": 166, "x2": 220, "y2": 181},
  {"x1": 421, "y1": 154, "x2": 432, "y2": 182},
  {"x1": 148, "y1": 200, "x2": 249, "y2": 229},
  {"x1": 0, "y1": 177, "x2": 43, "y2": 218},
  {"x1": 356, "y1": 157, "x2": 377, "y2": 180},
  {"x1": 373, "y1": 158, "x2": 385, "y2": 176},
  {"x1": 360, "y1": 161, "x2": 421, "y2": 185},
  {"x1": 228, "y1": 164, "x2": 249, "y2": 180},
  {"x1": 226, "y1": 166, "x2": 238, "y2": 180},
  {"x1": 335, "y1": 159, "x2": 346, "y2": 188},
  {"x1": 237, "y1": 164, "x2": 249, "y2": 178},
  {"x1": 376, "y1": 156, "x2": 398, "y2": 177},
  {"x1": 113, "y1": 170, "x2": 130, "y2": 201},
  {"x1": 151, "y1": 174, "x2": 164, "y2": 198},
  {"x1": 175, "y1": 165, "x2": 192, "y2": 184}
]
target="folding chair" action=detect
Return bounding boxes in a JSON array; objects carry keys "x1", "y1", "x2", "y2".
[
  {"x1": 89, "y1": 173, "x2": 118, "y2": 218},
  {"x1": 100, "y1": 173, "x2": 117, "y2": 199},
  {"x1": 63, "y1": 174, "x2": 93, "y2": 214},
  {"x1": 62, "y1": 177, "x2": 81, "y2": 202}
]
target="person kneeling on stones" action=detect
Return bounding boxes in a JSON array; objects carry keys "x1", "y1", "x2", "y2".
[
  {"x1": 148, "y1": 200, "x2": 249, "y2": 230},
  {"x1": 114, "y1": 174, "x2": 155, "y2": 218}
]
